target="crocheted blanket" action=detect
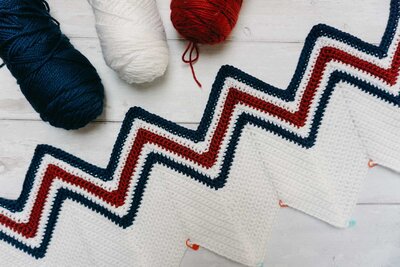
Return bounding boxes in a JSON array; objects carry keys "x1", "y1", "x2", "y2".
[{"x1": 1, "y1": 1, "x2": 400, "y2": 266}]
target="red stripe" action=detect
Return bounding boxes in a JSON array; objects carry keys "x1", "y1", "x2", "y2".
[{"x1": 1, "y1": 45, "x2": 399, "y2": 239}]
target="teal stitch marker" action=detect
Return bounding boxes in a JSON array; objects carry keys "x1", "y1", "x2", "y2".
[{"x1": 348, "y1": 219, "x2": 357, "y2": 228}]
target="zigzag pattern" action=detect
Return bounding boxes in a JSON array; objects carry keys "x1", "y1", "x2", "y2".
[{"x1": 1, "y1": 0, "x2": 400, "y2": 260}]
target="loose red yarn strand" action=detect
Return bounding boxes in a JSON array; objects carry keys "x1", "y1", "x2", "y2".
[
  {"x1": 182, "y1": 41, "x2": 202, "y2": 88},
  {"x1": 171, "y1": 0, "x2": 244, "y2": 88}
]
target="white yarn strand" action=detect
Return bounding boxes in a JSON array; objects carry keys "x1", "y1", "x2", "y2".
[{"x1": 88, "y1": 0, "x2": 169, "y2": 84}]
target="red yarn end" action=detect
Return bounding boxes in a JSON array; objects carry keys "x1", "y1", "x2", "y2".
[
  {"x1": 171, "y1": 0, "x2": 244, "y2": 88},
  {"x1": 182, "y1": 41, "x2": 202, "y2": 88}
]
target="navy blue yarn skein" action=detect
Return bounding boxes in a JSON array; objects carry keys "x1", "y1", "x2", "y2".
[{"x1": 0, "y1": 0, "x2": 104, "y2": 130}]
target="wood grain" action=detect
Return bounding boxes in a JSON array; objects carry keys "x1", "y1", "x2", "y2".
[
  {"x1": 48, "y1": 0, "x2": 390, "y2": 43},
  {"x1": 183, "y1": 205, "x2": 400, "y2": 267},
  {"x1": 0, "y1": 39, "x2": 304, "y2": 122}
]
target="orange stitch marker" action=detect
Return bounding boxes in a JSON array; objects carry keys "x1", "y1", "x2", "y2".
[
  {"x1": 186, "y1": 239, "x2": 200, "y2": 251},
  {"x1": 368, "y1": 160, "x2": 377, "y2": 168},
  {"x1": 279, "y1": 200, "x2": 288, "y2": 208}
]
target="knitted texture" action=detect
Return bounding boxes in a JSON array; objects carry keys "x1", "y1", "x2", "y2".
[{"x1": 1, "y1": 0, "x2": 400, "y2": 266}]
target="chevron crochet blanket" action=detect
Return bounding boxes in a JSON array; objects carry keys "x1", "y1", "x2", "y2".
[{"x1": 1, "y1": 1, "x2": 400, "y2": 266}]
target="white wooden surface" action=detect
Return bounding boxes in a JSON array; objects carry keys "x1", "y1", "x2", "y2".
[{"x1": 0, "y1": 0, "x2": 399, "y2": 266}]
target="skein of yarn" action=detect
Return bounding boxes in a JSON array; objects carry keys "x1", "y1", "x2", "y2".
[
  {"x1": 171, "y1": 0, "x2": 243, "y2": 87},
  {"x1": 0, "y1": 0, "x2": 104, "y2": 130},
  {"x1": 89, "y1": 0, "x2": 169, "y2": 84}
]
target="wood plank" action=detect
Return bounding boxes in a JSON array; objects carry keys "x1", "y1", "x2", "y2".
[
  {"x1": 0, "y1": 39, "x2": 303, "y2": 122},
  {"x1": 264, "y1": 205, "x2": 400, "y2": 266},
  {"x1": 47, "y1": 0, "x2": 389, "y2": 44},
  {"x1": 182, "y1": 204, "x2": 400, "y2": 267},
  {"x1": 0, "y1": 120, "x2": 399, "y2": 204},
  {"x1": 359, "y1": 166, "x2": 400, "y2": 204}
]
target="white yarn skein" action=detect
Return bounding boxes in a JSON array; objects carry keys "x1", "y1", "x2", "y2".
[{"x1": 88, "y1": 0, "x2": 169, "y2": 84}]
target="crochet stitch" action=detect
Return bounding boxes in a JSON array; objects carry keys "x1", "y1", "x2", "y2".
[{"x1": 1, "y1": 0, "x2": 400, "y2": 266}]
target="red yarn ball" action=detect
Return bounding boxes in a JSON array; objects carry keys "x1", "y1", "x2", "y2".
[{"x1": 170, "y1": 0, "x2": 243, "y2": 45}]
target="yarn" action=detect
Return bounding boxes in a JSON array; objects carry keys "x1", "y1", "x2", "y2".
[
  {"x1": 89, "y1": 0, "x2": 169, "y2": 84},
  {"x1": 171, "y1": 0, "x2": 243, "y2": 45},
  {"x1": 0, "y1": 0, "x2": 104, "y2": 130},
  {"x1": 171, "y1": 0, "x2": 243, "y2": 87}
]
